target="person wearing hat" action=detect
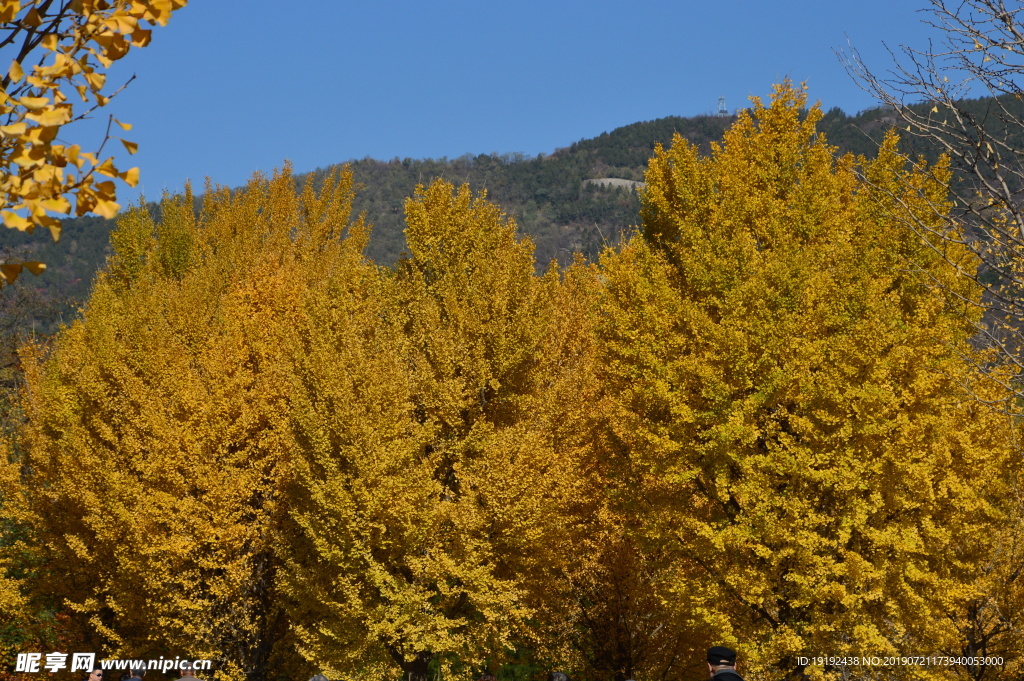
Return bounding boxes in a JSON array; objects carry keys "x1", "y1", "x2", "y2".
[{"x1": 707, "y1": 646, "x2": 743, "y2": 681}]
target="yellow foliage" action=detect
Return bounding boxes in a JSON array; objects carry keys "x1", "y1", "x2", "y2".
[
  {"x1": 0, "y1": 0, "x2": 187, "y2": 284},
  {"x1": 601, "y1": 82, "x2": 1020, "y2": 680},
  {"x1": 9, "y1": 171, "x2": 601, "y2": 681},
  {"x1": 8, "y1": 82, "x2": 1018, "y2": 681},
  {"x1": 12, "y1": 165, "x2": 361, "y2": 681},
  {"x1": 279, "y1": 180, "x2": 601, "y2": 680}
]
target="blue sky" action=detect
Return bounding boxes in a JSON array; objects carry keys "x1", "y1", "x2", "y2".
[{"x1": 70, "y1": 1, "x2": 939, "y2": 200}]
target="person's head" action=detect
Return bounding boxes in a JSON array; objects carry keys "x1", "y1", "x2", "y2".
[
  {"x1": 86, "y1": 666, "x2": 103, "y2": 681},
  {"x1": 707, "y1": 646, "x2": 737, "y2": 677},
  {"x1": 129, "y1": 668, "x2": 145, "y2": 680},
  {"x1": 179, "y1": 665, "x2": 194, "y2": 679}
]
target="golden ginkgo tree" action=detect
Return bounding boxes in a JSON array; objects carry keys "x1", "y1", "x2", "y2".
[
  {"x1": 279, "y1": 180, "x2": 603, "y2": 681},
  {"x1": 0, "y1": 0, "x2": 187, "y2": 285},
  {"x1": 599, "y1": 82, "x2": 1021, "y2": 680},
  {"x1": 7, "y1": 165, "x2": 357, "y2": 681}
]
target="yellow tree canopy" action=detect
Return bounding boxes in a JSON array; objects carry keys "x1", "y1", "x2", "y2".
[
  {"x1": 279, "y1": 180, "x2": 602, "y2": 681},
  {"x1": 599, "y1": 82, "x2": 1019, "y2": 680},
  {"x1": 8, "y1": 164, "x2": 364, "y2": 681}
]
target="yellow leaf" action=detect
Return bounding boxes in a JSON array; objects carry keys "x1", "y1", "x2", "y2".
[
  {"x1": 9, "y1": 60, "x2": 23, "y2": 83},
  {"x1": 130, "y1": 27, "x2": 152, "y2": 47},
  {"x1": 23, "y1": 7, "x2": 40, "y2": 27},
  {"x1": 1, "y1": 211, "x2": 32, "y2": 231},
  {"x1": 0, "y1": 264, "x2": 22, "y2": 284},
  {"x1": 120, "y1": 138, "x2": 138, "y2": 154},
  {"x1": 0, "y1": 0, "x2": 19, "y2": 24},
  {"x1": 40, "y1": 33, "x2": 58, "y2": 51},
  {"x1": 12, "y1": 145, "x2": 46, "y2": 167},
  {"x1": 142, "y1": 0, "x2": 173, "y2": 26},
  {"x1": 25, "y1": 106, "x2": 72, "y2": 126},
  {"x1": 120, "y1": 166, "x2": 139, "y2": 187},
  {"x1": 0, "y1": 122, "x2": 27, "y2": 137},
  {"x1": 92, "y1": 199, "x2": 120, "y2": 219},
  {"x1": 95, "y1": 158, "x2": 117, "y2": 178},
  {"x1": 84, "y1": 71, "x2": 106, "y2": 91},
  {"x1": 43, "y1": 216, "x2": 60, "y2": 240},
  {"x1": 18, "y1": 96, "x2": 48, "y2": 111},
  {"x1": 96, "y1": 180, "x2": 116, "y2": 197},
  {"x1": 39, "y1": 196, "x2": 71, "y2": 213},
  {"x1": 25, "y1": 125, "x2": 59, "y2": 144},
  {"x1": 113, "y1": 14, "x2": 137, "y2": 33},
  {"x1": 113, "y1": 117, "x2": 132, "y2": 131},
  {"x1": 22, "y1": 261, "x2": 46, "y2": 275}
]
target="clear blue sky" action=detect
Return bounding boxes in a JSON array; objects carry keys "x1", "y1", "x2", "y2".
[{"x1": 68, "y1": 1, "x2": 940, "y2": 201}]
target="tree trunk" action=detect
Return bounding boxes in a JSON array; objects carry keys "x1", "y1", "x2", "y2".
[{"x1": 391, "y1": 649, "x2": 433, "y2": 681}]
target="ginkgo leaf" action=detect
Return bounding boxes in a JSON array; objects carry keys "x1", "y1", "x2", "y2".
[
  {"x1": 0, "y1": 123, "x2": 27, "y2": 137},
  {"x1": 23, "y1": 7, "x2": 41, "y2": 27},
  {"x1": 84, "y1": 71, "x2": 106, "y2": 90},
  {"x1": 130, "y1": 27, "x2": 152, "y2": 47},
  {"x1": 119, "y1": 138, "x2": 138, "y2": 154},
  {"x1": 8, "y1": 60, "x2": 24, "y2": 82},
  {"x1": 1, "y1": 210, "x2": 32, "y2": 231},
  {"x1": 18, "y1": 96, "x2": 49, "y2": 111},
  {"x1": 39, "y1": 196, "x2": 71, "y2": 213},
  {"x1": 0, "y1": 264, "x2": 22, "y2": 283},
  {"x1": 25, "y1": 125, "x2": 59, "y2": 144},
  {"x1": 91, "y1": 198, "x2": 119, "y2": 218},
  {"x1": 24, "y1": 106, "x2": 72, "y2": 126},
  {"x1": 0, "y1": 0, "x2": 20, "y2": 23},
  {"x1": 120, "y1": 166, "x2": 139, "y2": 187},
  {"x1": 94, "y1": 158, "x2": 117, "y2": 177}
]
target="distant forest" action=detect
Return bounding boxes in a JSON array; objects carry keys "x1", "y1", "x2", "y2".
[{"x1": 2, "y1": 95, "x2": 1021, "y2": 340}]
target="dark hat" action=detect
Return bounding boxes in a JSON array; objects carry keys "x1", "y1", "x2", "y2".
[{"x1": 707, "y1": 646, "x2": 737, "y2": 665}]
